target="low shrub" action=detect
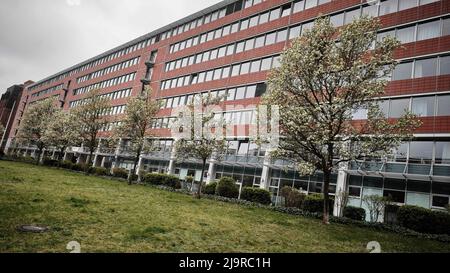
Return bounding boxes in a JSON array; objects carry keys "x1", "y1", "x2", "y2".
[
  {"x1": 343, "y1": 206, "x2": 366, "y2": 221},
  {"x1": 143, "y1": 173, "x2": 180, "y2": 188},
  {"x1": 59, "y1": 160, "x2": 74, "y2": 169},
  {"x1": 302, "y1": 193, "x2": 334, "y2": 213},
  {"x1": 92, "y1": 167, "x2": 109, "y2": 176},
  {"x1": 202, "y1": 182, "x2": 217, "y2": 195},
  {"x1": 216, "y1": 177, "x2": 239, "y2": 199},
  {"x1": 71, "y1": 163, "x2": 88, "y2": 172},
  {"x1": 280, "y1": 186, "x2": 306, "y2": 208},
  {"x1": 112, "y1": 168, "x2": 128, "y2": 179},
  {"x1": 42, "y1": 158, "x2": 59, "y2": 167},
  {"x1": 397, "y1": 205, "x2": 450, "y2": 235},
  {"x1": 240, "y1": 187, "x2": 272, "y2": 205}
]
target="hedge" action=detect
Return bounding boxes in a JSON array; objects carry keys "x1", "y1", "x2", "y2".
[
  {"x1": 280, "y1": 186, "x2": 306, "y2": 208},
  {"x1": 216, "y1": 177, "x2": 239, "y2": 199},
  {"x1": 112, "y1": 168, "x2": 128, "y2": 179},
  {"x1": 240, "y1": 187, "x2": 272, "y2": 205},
  {"x1": 143, "y1": 173, "x2": 180, "y2": 188},
  {"x1": 42, "y1": 158, "x2": 59, "y2": 167},
  {"x1": 92, "y1": 167, "x2": 109, "y2": 176},
  {"x1": 202, "y1": 182, "x2": 217, "y2": 195},
  {"x1": 302, "y1": 193, "x2": 334, "y2": 213},
  {"x1": 343, "y1": 206, "x2": 366, "y2": 221},
  {"x1": 397, "y1": 205, "x2": 450, "y2": 235}
]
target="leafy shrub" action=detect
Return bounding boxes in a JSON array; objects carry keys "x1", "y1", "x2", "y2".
[
  {"x1": 397, "y1": 205, "x2": 450, "y2": 235},
  {"x1": 60, "y1": 160, "x2": 73, "y2": 169},
  {"x1": 92, "y1": 167, "x2": 108, "y2": 176},
  {"x1": 240, "y1": 187, "x2": 272, "y2": 205},
  {"x1": 280, "y1": 186, "x2": 306, "y2": 208},
  {"x1": 302, "y1": 193, "x2": 334, "y2": 213},
  {"x1": 203, "y1": 182, "x2": 217, "y2": 195},
  {"x1": 42, "y1": 158, "x2": 59, "y2": 167},
  {"x1": 143, "y1": 173, "x2": 180, "y2": 188},
  {"x1": 112, "y1": 168, "x2": 128, "y2": 179},
  {"x1": 215, "y1": 177, "x2": 239, "y2": 199},
  {"x1": 343, "y1": 206, "x2": 366, "y2": 221},
  {"x1": 71, "y1": 163, "x2": 88, "y2": 172}
]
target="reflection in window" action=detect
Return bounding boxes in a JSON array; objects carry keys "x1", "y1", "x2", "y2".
[
  {"x1": 389, "y1": 98, "x2": 410, "y2": 118},
  {"x1": 437, "y1": 95, "x2": 450, "y2": 116},
  {"x1": 417, "y1": 20, "x2": 441, "y2": 41},
  {"x1": 436, "y1": 142, "x2": 450, "y2": 165},
  {"x1": 412, "y1": 96, "x2": 435, "y2": 117},
  {"x1": 409, "y1": 141, "x2": 433, "y2": 164},
  {"x1": 392, "y1": 62, "x2": 413, "y2": 80},
  {"x1": 414, "y1": 58, "x2": 437, "y2": 78}
]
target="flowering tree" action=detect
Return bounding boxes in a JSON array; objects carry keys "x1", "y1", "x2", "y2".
[
  {"x1": 16, "y1": 97, "x2": 60, "y2": 164},
  {"x1": 73, "y1": 89, "x2": 110, "y2": 166},
  {"x1": 263, "y1": 16, "x2": 421, "y2": 224},
  {"x1": 42, "y1": 110, "x2": 82, "y2": 162},
  {"x1": 112, "y1": 87, "x2": 161, "y2": 184},
  {"x1": 172, "y1": 94, "x2": 227, "y2": 198}
]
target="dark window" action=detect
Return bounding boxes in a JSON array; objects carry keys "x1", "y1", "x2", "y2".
[
  {"x1": 432, "y1": 196, "x2": 449, "y2": 208},
  {"x1": 383, "y1": 190, "x2": 405, "y2": 203}
]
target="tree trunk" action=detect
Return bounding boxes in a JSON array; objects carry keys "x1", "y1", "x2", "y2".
[
  {"x1": 323, "y1": 169, "x2": 331, "y2": 225},
  {"x1": 59, "y1": 148, "x2": 65, "y2": 162},
  {"x1": 129, "y1": 147, "x2": 142, "y2": 185},
  {"x1": 196, "y1": 159, "x2": 207, "y2": 199}
]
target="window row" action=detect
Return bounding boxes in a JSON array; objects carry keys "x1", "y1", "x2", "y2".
[
  {"x1": 100, "y1": 105, "x2": 127, "y2": 117},
  {"x1": 160, "y1": 0, "x2": 267, "y2": 41},
  {"x1": 77, "y1": 57, "x2": 140, "y2": 84},
  {"x1": 73, "y1": 73, "x2": 136, "y2": 96},
  {"x1": 377, "y1": 17, "x2": 450, "y2": 45},
  {"x1": 165, "y1": 24, "x2": 302, "y2": 72},
  {"x1": 100, "y1": 121, "x2": 122, "y2": 132},
  {"x1": 390, "y1": 141, "x2": 450, "y2": 165},
  {"x1": 159, "y1": 83, "x2": 267, "y2": 109},
  {"x1": 160, "y1": 55, "x2": 280, "y2": 90},
  {"x1": 69, "y1": 88, "x2": 133, "y2": 108},
  {"x1": 168, "y1": 0, "x2": 332, "y2": 54},
  {"x1": 31, "y1": 83, "x2": 64, "y2": 98},
  {"x1": 352, "y1": 92, "x2": 450, "y2": 120},
  {"x1": 391, "y1": 55, "x2": 450, "y2": 81}
]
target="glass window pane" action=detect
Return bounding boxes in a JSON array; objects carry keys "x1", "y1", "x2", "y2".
[
  {"x1": 255, "y1": 36, "x2": 265, "y2": 48},
  {"x1": 380, "y1": 0, "x2": 398, "y2": 16},
  {"x1": 269, "y1": 8, "x2": 281, "y2": 21},
  {"x1": 392, "y1": 62, "x2": 413, "y2": 80},
  {"x1": 240, "y1": 19, "x2": 249, "y2": 30},
  {"x1": 276, "y1": 29, "x2": 288, "y2": 43},
  {"x1": 259, "y1": 12, "x2": 269, "y2": 24},
  {"x1": 414, "y1": 58, "x2": 437, "y2": 78},
  {"x1": 330, "y1": 13, "x2": 344, "y2": 27},
  {"x1": 261, "y1": 57, "x2": 272, "y2": 70},
  {"x1": 235, "y1": 87, "x2": 246, "y2": 100},
  {"x1": 443, "y1": 18, "x2": 450, "y2": 36},
  {"x1": 236, "y1": 41, "x2": 245, "y2": 53},
  {"x1": 227, "y1": 88, "x2": 236, "y2": 101},
  {"x1": 240, "y1": 62, "x2": 250, "y2": 74},
  {"x1": 437, "y1": 94, "x2": 450, "y2": 116},
  {"x1": 440, "y1": 55, "x2": 450, "y2": 75},
  {"x1": 231, "y1": 65, "x2": 240, "y2": 77},
  {"x1": 289, "y1": 25, "x2": 301, "y2": 39},
  {"x1": 249, "y1": 16, "x2": 259, "y2": 28},
  {"x1": 345, "y1": 9, "x2": 361, "y2": 25},
  {"x1": 266, "y1": 32, "x2": 276, "y2": 45},
  {"x1": 246, "y1": 85, "x2": 256, "y2": 98},
  {"x1": 389, "y1": 98, "x2": 410, "y2": 118},
  {"x1": 397, "y1": 26, "x2": 416, "y2": 44},
  {"x1": 245, "y1": 38, "x2": 255, "y2": 51},
  {"x1": 305, "y1": 0, "x2": 317, "y2": 9},
  {"x1": 417, "y1": 20, "x2": 441, "y2": 41},
  {"x1": 409, "y1": 141, "x2": 433, "y2": 164},
  {"x1": 399, "y1": 0, "x2": 417, "y2": 11},
  {"x1": 435, "y1": 142, "x2": 450, "y2": 164},
  {"x1": 293, "y1": 1, "x2": 305, "y2": 13},
  {"x1": 412, "y1": 96, "x2": 435, "y2": 117},
  {"x1": 250, "y1": 60, "x2": 261, "y2": 73}
]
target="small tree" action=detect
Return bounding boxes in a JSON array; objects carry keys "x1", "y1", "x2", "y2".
[
  {"x1": 112, "y1": 87, "x2": 160, "y2": 184},
  {"x1": 42, "y1": 110, "x2": 81, "y2": 162},
  {"x1": 335, "y1": 189, "x2": 350, "y2": 217},
  {"x1": 73, "y1": 89, "x2": 110, "y2": 167},
  {"x1": 172, "y1": 94, "x2": 227, "y2": 199},
  {"x1": 363, "y1": 195, "x2": 391, "y2": 223},
  {"x1": 263, "y1": 16, "x2": 421, "y2": 224},
  {"x1": 16, "y1": 97, "x2": 60, "y2": 164}
]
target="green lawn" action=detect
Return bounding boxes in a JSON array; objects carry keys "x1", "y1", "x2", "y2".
[{"x1": 0, "y1": 161, "x2": 449, "y2": 253}]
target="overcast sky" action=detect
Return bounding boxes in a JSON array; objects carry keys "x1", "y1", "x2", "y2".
[{"x1": 0, "y1": 0, "x2": 222, "y2": 95}]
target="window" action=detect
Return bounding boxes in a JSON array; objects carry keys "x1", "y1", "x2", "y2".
[
  {"x1": 281, "y1": 4, "x2": 291, "y2": 17},
  {"x1": 383, "y1": 190, "x2": 405, "y2": 203},
  {"x1": 345, "y1": 9, "x2": 361, "y2": 25},
  {"x1": 226, "y1": 44, "x2": 235, "y2": 55},
  {"x1": 210, "y1": 49, "x2": 218, "y2": 60},
  {"x1": 389, "y1": 98, "x2": 410, "y2": 118},
  {"x1": 380, "y1": 0, "x2": 398, "y2": 16},
  {"x1": 213, "y1": 68, "x2": 222, "y2": 80},
  {"x1": 396, "y1": 26, "x2": 416, "y2": 44},
  {"x1": 412, "y1": 96, "x2": 435, "y2": 117},
  {"x1": 235, "y1": 87, "x2": 246, "y2": 100},
  {"x1": 240, "y1": 62, "x2": 250, "y2": 74},
  {"x1": 246, "y1": 85, "x2": 257, "y2": 98},
  {"x1": 259, "y1": 12, "x2": 269, "y2": 24},
  {"x1": 223, "y1": 25, "x2": 231, "y2": 36},
  {"x1": 443, "y1": 18, "x2": 450, "y2": 36},
  {"x1": 222, "y1": 67, "x2": 230, "y2": 78},
  {"x1": 214, "y1": 28, "x2": 222, "y2": 39},
  {"x1": 414, "y1": 58, "x2": 437, "y2": 78},
  {"x1": 227, "y1": 88, "x2": 236, "y2": 101},
  {"x1": 276, "y1": 29, "x2": 288, "y2": 43},
  {"x1": 240, "y1": 19, "x2": 249, "y2": 30},
  {"x1": 255, "y1": 35, "x2": 265, "y2": 48},
  {"x1": 205, "y1": 70, "x2": 213, "y2": 82},
  {"x1": 245, "y1": 38, "x2": 255, "y2": 51},
  {"x1": 266, "y1": 32, "x2": 277, "y2": 45},
  {"x1": 432, "y1": 196, "x2": 450, "y2": 208},
  {"x1": 392, "y1": 62, "x2": 413, "y2": 80},
  {"x1": 330, "y1": 13, "x2": 344, "y2": 27},
  {"x1": 289, "y1": 25, "x2": 301, "y2": 40},
  {"x1": 363, "y1": 4, "x2": 379, "y2": 17},
  {"x1": 231, "y1": 65, "x2": 240, "y2": 77},
  {"x1": 409, "y1": 141, "x2": 433, "y2": 164},
  {"x1": 269, "y1": 8, "x2": 280, "y2": 21},
  {"x1": 261, "y1": 57, "x2": 272, "y2": 70},
  {"x1": 236, "y1": 41, "x2": 245, "y2": 53},
  {"x1": 440, "y1": 55, "x2": 450, "y2": 75},
  {"x1": 399, "y1": 0, "x2": 417, "y2": 11},
  {"x1": 417, "y1": 20, "x2": 441, "y2": 41},
  {"x1": 293, "y1": 1, "x2": 305, "y2": 13},
  {"x1": 436, "y1": 142, "x2": 450, "y2": 165},
  {"x1": 231, "y1": 22, "x2": 239, "y2": 33},
  {"x1": 249, "y1": 16, "x2": 259, "y2": 28},
  {"x1": 250, "y1": 60, "x2": 261, "y2": 73},
  {"x1": 305, "y1": 0, "x2": 317, "y2": 10},
  {"x1": 218, "y1": 47, "x2": 226, "y2": 58},
  {"x1": 437, "y1": 95, "x2": 450, "y2": 116}
]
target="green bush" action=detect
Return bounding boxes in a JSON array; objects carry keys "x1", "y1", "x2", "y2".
[
  {"x1": 280, "y1": 186, "x2": 306, "y2": 208},
  {"x1": 397, "y1": 205, "x2": 450, "y2": 235},
  {"x1": 71, "y1": 163, "x2": 88, "y2": 172},
  {"x1": 343, "y1": 206, "x2": 366, "y2": 221},
  {"x1": 302, "y1": 193, "x2": 334, "y2": 213},
  {"x1": 203, "y1": 182, "x2": 217, "y2": 195},
  {"x1": 216, "y1": 177, "x2": 239, "y2": 199},
  {"x1": 92, "y1": 167, "x2": 109, "y2": 176},
  {"x1": 240, "y1": 187, "x2": 272, "y2": 205},
  {"x1": 43, "y1": 158, "x2": 59, "y2": 167},
  {"x1": 112, "y1": 168, "x2": 128, "y2": 179},
  {"x1": 143, "y1": 173, "x2": 180, "y2": 188},
  {"x1": 60, "y1": 160, "x2": 74, "y2": 169}
]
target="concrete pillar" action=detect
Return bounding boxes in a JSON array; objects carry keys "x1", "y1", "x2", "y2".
[
  {"x1": 39, "y1": 148, "x2": 46, "y2": 164},
  {"x1": 100, "y1": 156, "x2": 106, "y2": 168},
  {"x1": 167, "y1": 146, "x2": 177, "y2": 175},
  {"x1": 111, "y1": 139, "x2": 122, "y2": 174},
  {"x1": 52, "y1": 149, "x2": 56, "y2": 160},
  {"x1": 259, "y1": 150, "x2": 273, "y2": 190},
  {"x1": 333, "y1": 163, "x2": 349, "y2": 217},
  {"x1": 92, "y1": 141, "x2": 102, "y2": 167},
  {"x1": 206, "y1": 152, "x2": 218, "y2": 184},
  {"x1": 63, "y1": 151, "x2": 69, "y2": 161}
]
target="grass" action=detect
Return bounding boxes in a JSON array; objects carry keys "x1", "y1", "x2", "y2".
[{"x1": 0, "y1": 160, "x2": 449, "y2": 253}]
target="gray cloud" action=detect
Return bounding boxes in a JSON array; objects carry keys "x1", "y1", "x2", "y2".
[{"x1": 0, "y1": 0, "x2": 222, "y2": 95}]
